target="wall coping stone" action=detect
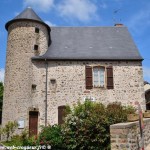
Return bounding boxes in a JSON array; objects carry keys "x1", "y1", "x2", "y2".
[{"x1": 110, "y1": 118, "x2": 150, "y2": 129}]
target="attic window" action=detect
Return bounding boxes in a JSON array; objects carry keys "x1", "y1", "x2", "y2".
[
  {"x1": 34, "y1": 45, "x2": 38, "y2": 50},
  {"x1": 35, "y1": 27, "x2": 39, "y2": 33}
]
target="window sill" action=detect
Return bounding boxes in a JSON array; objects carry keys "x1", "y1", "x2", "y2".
[{"x1": 93, "y1": 86, "x2": 106, "y2": 89}]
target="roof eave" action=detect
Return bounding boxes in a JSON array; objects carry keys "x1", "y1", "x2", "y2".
[{"x1": 31, "y1": 57, "x2": 144, "y2": 61}]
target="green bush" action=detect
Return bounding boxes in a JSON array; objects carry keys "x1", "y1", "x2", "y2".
[
  {"x1": 106, "y1": 102, "x2": 136, "y2": 124},
  {"x1": 20, "y1": 129, "x2": 39, "y2": 146},
  {"x1": 3, "y1": 121, "x2": 18, "y2": 141},
  {"x1": 39, "y1": 124, "x2": 64, "y2": 149},
  {"x1": 62, "y1": 101, "x2": 110, "y2": 150},
  {"x1": 3, "y1": 135, "x2": 23, "y2": 147}
]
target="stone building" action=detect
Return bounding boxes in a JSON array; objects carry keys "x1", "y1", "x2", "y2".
[{"x1": 2, "y1": 7, "x2": 145, "y2": 135}]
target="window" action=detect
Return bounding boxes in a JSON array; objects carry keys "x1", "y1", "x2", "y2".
[
  {"x1": 34, "y1": 45, "x2": 38, "y2": 50},
  {"x1": 32, "y1": 84, "x2": 37, "y2": 90},
  {"x1": 85, "y1": 66, "x2": 114, "y2": 89},
  {"x1": 35, "y1": 27, "x2": 39, "y2": 33},
  {"x1": 50, "y1": 79, "x2": 56, "y2": 84},
  {"x1": 93, "y1": 67, "x2": 105, "y2": 87}
]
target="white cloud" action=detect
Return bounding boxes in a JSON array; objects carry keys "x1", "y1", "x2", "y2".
[
  {"x1": 24, "y1": 0, "x2": 54, "y2": 12},
  {"x1": 57, "y1": 0, "x2": 98, "y2": 22},
  {"x1": 143, "y1": 67, "x2": 150, "y2": 82},
  {"x1": 45, "y1": 20, "x2": 56, "y2": 26},
  {"x1": 0, "y1": 68, "x2": 5, "y2": 83}
]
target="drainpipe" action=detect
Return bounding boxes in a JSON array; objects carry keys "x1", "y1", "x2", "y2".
[{"x1": 45, "y1": 59, "x2": 48, "y2": 126}]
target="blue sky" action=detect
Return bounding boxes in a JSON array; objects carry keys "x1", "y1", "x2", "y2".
[{"x1": 0, "y1": 0, "x2": 150, "y2": 82}]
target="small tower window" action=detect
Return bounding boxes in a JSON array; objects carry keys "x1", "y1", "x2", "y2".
[
  {"x1": 32, "y1": 84, "x2": 37, "y2": 90},
  {"x1": 35, "y1": 27, "x2": 39, "y2": 33},
  {"x1": 34, "y1": 45, "x2": 38, "y2": 50},
  {"x1": 50, "y1": 79, "x2": 56, "y2": 84}
]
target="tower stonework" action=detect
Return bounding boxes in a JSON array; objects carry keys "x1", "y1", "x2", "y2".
[{"x1": 2, "y1": 8, "x2": 50, "y2": 133}]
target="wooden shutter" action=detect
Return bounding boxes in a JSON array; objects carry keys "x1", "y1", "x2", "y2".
[
  {"x1": 107, "y1": 66, "x2": 114, "y2": 89},
  {"x1": 58, "y1": 105, "x2": 66, "y2": 125},
  {"x1": 85, "y1": 66, "x2": 93, "y2": 89}
]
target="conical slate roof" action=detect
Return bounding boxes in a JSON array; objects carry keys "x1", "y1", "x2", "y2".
[
  {"x1": 14, "y1": 7, "x2": 43, "y2": 22},
  {"x1": 5, "y1": 7, "x2": 51, "y2": 45},
  {"x1": 5, "y1": 7, "x2": 47, "y2": 30}
]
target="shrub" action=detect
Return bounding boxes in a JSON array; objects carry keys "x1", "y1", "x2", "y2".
[
  {"x1": 62, "y1": 101, "x2": 110, "y2": 150},
  {"x1": 106, "y1": 102, "x2": 136, "y2": 124},
  {"x1": 3, "y1": 135, "x2": 23, "y2": 146},
  {"x1": 20, "y1": 129, "x2": 39, "y2": 146},
  {"x1": 3, "y1": 121, "x2": 18, "y2": 141},
  {"x1": 39, "y1": 124, "x2": 64, "y2": 149}
]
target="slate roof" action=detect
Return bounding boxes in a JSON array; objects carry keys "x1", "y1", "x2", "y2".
[{"x1": 32, "y1": 26, "x2": 143, "y2": 61}]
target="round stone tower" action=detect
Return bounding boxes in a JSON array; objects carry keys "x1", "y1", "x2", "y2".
[{"x1": 2, "y1": 7, "x2": 51, "y2": 132}]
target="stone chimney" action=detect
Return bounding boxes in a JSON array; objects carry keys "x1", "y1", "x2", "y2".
[{"x1": 114, "y1": 23, "x2": 123, "y2": 27}]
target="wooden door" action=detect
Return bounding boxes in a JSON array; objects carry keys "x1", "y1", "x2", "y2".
[
  {"x1": 58, "y1": 106, "x2": 66, "y2": 125},
  {"x1": 29, "y1": 111, "x2": 38, "y2": 136}
]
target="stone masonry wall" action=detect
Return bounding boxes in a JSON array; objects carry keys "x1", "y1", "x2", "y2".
[
  {"x1": 110, "y1": 118, "x2": 150, "y2": 150},
  {"x1": 32, "y1": 60, "x2": 145, "y2": 126},
  {"x1": 2, "y1": 21, "x2": 49, "y2": 131}
]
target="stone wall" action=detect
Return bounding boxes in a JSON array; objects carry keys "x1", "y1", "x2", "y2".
[
  {"x1": 32, "y1": 60, "x2": 145, "y2": 126},
  {"x1": 110, "y1": 118, "x2": 150, "y2": 150}
]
